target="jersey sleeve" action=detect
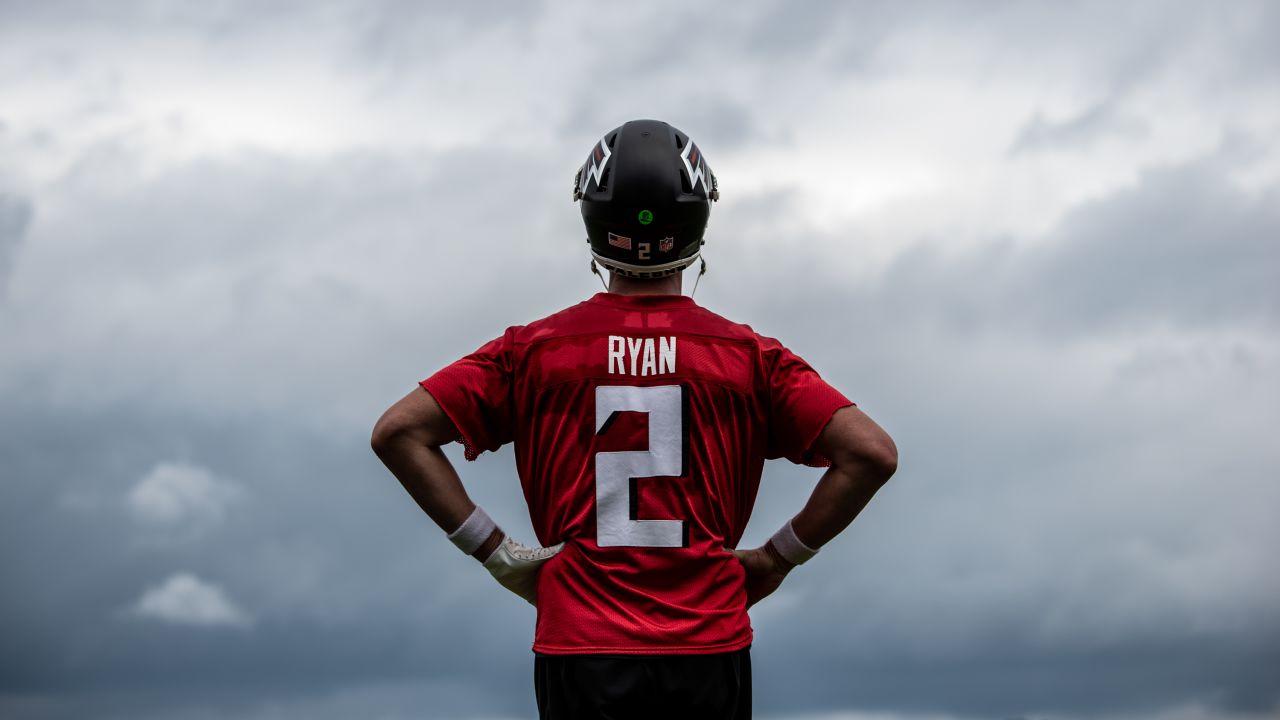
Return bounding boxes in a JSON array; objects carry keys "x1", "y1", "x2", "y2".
[
  {"x1": 761, "y1": 337, "x2": 854, "y2": 467},
  {"x1": 419, "y1": 330, "x2": 516, "y2": 461}
]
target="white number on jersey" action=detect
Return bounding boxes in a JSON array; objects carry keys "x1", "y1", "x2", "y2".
[{"x1": 594, "y1": 385, "x2": 688, "y2": 548}]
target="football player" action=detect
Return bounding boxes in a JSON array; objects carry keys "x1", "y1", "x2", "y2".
[{"x1": 371, "y1": 119, "x2": 898, "y2": 719}]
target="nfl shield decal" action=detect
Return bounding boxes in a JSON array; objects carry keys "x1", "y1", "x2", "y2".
[{"x1": 659, "y1": 237, "x2": 674, "y2": 252}]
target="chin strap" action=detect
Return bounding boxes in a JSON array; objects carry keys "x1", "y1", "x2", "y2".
[
  {"x1": 691, "y1": 257, "x2": 707, "y2": 297},
  {"x1": 590, "y1": 259, "x2": 608, "y2": 291}
]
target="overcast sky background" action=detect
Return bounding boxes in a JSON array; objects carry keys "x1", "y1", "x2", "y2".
[{"x1": 2, "y1": 2, "x2": 1278, "y2": 719}]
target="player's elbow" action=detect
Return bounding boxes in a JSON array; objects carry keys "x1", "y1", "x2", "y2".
[
  {"x1": 832, "y1": 431, "x2": 898, "y2": 486},
  {"x1": 864, "y1": 434, "x2": 898, "y2": 484},
  {"x1": 372, "y1": 388, "x2": 461, "y2": 458},
  {"x1": 370, "y1": 408, "x2": 412, "y2": 458},
  {"x1": 820, "y1": 407, "x2": 898, "y2": 485}
]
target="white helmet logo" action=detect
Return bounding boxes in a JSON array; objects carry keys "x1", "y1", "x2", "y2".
[
  {"x1": 680, "y1": 141, "x2": 708, "y2": 194},
  {"x1": 581, "y1": 138, "x2": 612, "y2": 192}
]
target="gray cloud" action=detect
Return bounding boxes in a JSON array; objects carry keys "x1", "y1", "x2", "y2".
[
  {"x1": 347, "y1": 0, "x2": 548, "y2": 69},
  {"x1": 1016, "y1": 157, "x2": 1280, "y2": 332},
  {"x1": 724, "y1": 145, "x2": 1279, "y2": 342},
  {"x1": 0, "y1": 194, "x2": 33, "y2": 297},
  {"x1": 0, "y1": 140, "x2": 592, "y2": 430},
  {"x1": 1011, "y1": 101, "x2": 1148, "y2": 154}
]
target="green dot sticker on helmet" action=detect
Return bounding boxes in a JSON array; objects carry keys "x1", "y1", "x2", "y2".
[{"x1": 638, "y1": 209, "x2": 654, "y2": 225}]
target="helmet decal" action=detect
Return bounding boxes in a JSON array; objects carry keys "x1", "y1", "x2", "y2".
[
  {"x1": 680, "y1": 140, "x2": 710, "y2": 194},
  {"x1": 580, "y1": 137, "x2": 612, "y2": 193},
  {"x1": 607, "y1": 232, "x2": 632, "y2": 250}
]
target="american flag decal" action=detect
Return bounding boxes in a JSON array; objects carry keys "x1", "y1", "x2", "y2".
[
  {"x1": 608, "y1": 232, "x2": 632, "y2": 250},
  {"x1": 659, "y1": 237, "x2": 674, "y2": 252}
]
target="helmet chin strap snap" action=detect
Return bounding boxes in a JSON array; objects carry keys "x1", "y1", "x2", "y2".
[{"x1": 691, "y1": 257, "x2": 707, "y2": 297}]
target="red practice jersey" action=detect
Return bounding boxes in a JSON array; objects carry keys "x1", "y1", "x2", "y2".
[{"x1": 421, "y1": 293, "x2": 851, "y2": 654}]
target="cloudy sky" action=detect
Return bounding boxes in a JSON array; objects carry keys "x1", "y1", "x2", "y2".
[{"x1": 2, "y1": 1, "x2": 1278, "y2": 718}]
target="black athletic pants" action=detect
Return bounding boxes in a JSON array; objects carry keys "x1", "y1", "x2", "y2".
[{"x1": 534, "y1": 648, "x2": 751, "y2": 719}]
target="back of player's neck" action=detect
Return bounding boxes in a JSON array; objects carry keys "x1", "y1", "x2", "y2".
[{"x1": 607, "y1": 274, "x2": 682, "y2": 297}]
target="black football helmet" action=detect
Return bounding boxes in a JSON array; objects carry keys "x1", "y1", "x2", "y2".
[{"x1": 573, "y1": 119, "x2": 718, "y2": 279}]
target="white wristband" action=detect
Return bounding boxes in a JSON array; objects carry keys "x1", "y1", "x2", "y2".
[
  {"x1": 447, "y1": 506, "x2": 499, "y2": 556},
  {"x1": 769, "y1": 520, "x2": 818, "y2": 566}
]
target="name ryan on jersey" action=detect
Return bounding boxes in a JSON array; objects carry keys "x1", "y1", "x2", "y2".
[{"x1": 607, "y1": 335, "x2": 676, "y2": 377}]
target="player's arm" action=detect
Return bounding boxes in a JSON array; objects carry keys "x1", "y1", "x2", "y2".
[
  {"x1": 371, "y1": 387, "x2": 503, "y2": 559},
  {"x1": 371, "y1": 387, "x2": 561, "y2": 604},
  {"x1": 736, "y1": 405, "x2": 898, "y2": 607}
]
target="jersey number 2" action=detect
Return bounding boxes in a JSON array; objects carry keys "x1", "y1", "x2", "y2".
[{"x1": 595, "y1": 385, "x2": 688, "y2": 548}]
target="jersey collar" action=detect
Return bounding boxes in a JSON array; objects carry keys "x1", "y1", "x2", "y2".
[{"x1": 588, "y1": 292, "x2": 698, "y2": 309}]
